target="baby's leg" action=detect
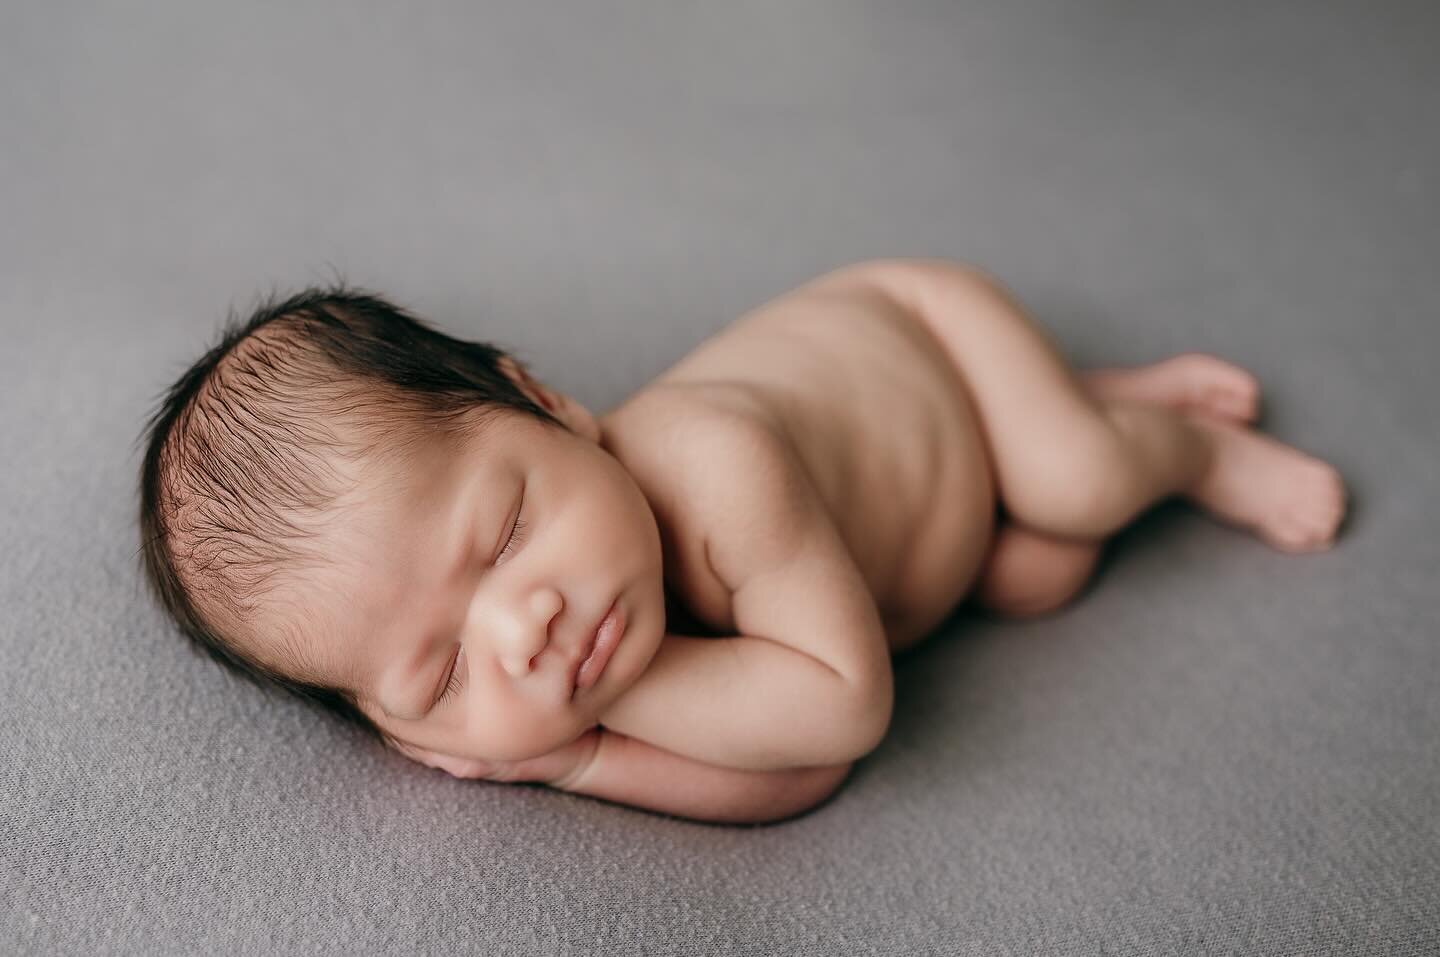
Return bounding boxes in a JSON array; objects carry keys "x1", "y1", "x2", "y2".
[
  {"x1": 971, "y1": 355, "x2": 1263, "y2": 619},
  {"x1": 970, "y1": 515, "x2": 1102, "y2": 619},
  {"x1": 913, "y1": 265, "x2": 1347, "y2": 551}
]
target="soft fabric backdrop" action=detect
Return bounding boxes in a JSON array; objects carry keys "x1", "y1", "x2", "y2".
[{"x1": 2, "y1": 1, "x2": 1436, "y2": 954}]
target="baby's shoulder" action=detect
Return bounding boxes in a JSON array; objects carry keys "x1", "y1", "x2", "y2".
[
  {"x1": 602, "y1": 383, "x2": 814, "y2": 633},
  {"x1": 602, "y1": 381, "x2": 797, "y2": 507},
  {"x1": 610, "y1": 376, "x2": 798, "y2": 461}
]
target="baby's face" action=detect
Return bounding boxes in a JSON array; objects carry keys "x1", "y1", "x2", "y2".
[{"x1": 274, "y1": 400, "x2": 667, "y2": 763}]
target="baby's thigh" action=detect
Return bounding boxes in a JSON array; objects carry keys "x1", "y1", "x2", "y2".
[{"x1": 911, "y1": 267, "x2": 1134, "y2": 530}]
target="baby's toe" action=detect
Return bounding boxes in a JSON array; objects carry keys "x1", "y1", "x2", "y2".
[
  {"x1": 1171, "y1": 353, "x2": 1263, "y2": 423},
  {"x1": 1207, "y1": 375, "x2": 1261, "y2": 422},
  {"x1": 1270, "y1": 463, "x2": 1347, "y2": 551}
]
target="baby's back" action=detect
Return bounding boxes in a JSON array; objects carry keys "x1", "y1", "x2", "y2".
[{"x1": 609, "y1": 264, "x2": 999, "y2": 651}]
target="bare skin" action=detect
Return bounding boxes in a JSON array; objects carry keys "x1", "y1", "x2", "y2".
[
  {"x1": 396, "y1": 353, "x2": 1327, "y2": 786},
  {"x1": 374, "y1": 259, "x2": 1349, "y2": 821},
  {"x1": 642, "y1": 260, "x2": 1348, "y2": 655},
  {"x1": 970, "y1": 351, "x2": 1347, "y2": 619}
]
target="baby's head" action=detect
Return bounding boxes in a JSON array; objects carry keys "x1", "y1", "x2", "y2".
[{"x1": 137, "y1": 284, "x2": 665, "y2": 763}]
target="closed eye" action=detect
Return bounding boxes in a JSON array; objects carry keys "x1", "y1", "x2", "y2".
[
  {"x1": 436, "y1": 649, "x2": 464, "y2": 705},
  {"x1": 434, "y1": 506, "x2": 528, "y2": 709},
  {"x1": 497, "y1": 516, "x2": 527, "y2": 563}
]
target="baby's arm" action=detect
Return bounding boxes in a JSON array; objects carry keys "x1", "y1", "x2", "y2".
[
  {"x1": 551, "y1": 729, "x2": 855, "y2": 823},
  {"x1": 599, "y1": 631, "x2": 887, "y2": 771},
  {"x1": 393, "y1": 730, "x2": 850, "y2": 823},
  {"x1": 599, "y1": 422, "x2": 895, "y2": 771}
]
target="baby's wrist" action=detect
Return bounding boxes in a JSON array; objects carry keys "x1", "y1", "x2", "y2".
[{"x1": 548, "y1": 728, "x2": 604, "y2": 789}]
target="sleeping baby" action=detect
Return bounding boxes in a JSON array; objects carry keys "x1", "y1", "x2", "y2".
[{"x1": 137, "y1": 258, "x2": 1348, "y2": 823}]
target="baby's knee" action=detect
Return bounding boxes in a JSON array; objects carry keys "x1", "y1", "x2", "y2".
[{"x1": 1014, "y1": 427, "x2": 1140, "y2": 537}]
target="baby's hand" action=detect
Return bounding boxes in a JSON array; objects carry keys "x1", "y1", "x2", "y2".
[{"x1": 388, "y1": 728, "x2": 601, "y2": 785}]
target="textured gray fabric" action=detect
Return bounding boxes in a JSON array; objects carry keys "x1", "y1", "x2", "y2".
[{"x1": 3, "y1": 1, "x2": 1438, "y2": 954}]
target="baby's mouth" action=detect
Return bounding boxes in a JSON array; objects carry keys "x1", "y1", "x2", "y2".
[{"x1": 570, "y1": 599, "x2": 625, "y2": 699}]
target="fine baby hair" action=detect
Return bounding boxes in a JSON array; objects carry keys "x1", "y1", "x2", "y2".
[{"x1": 135, "y1": 283, "x2": 566, "y2": 744}]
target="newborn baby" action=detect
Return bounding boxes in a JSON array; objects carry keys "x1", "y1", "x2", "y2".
[{"x1": 137, "y1": 258, "x2": 1347, "y2": 823}]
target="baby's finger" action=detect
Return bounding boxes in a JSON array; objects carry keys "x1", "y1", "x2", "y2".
[
  {"x1": 437, "y1": 756, "x2": 505, "y2": 780},
  {"x1": 389, "y1": 739, "x2": 501, "y2": 780}
]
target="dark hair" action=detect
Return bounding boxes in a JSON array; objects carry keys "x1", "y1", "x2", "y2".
[{"x1": 135, "y1": 280, "x2": 567, "y2": 745}]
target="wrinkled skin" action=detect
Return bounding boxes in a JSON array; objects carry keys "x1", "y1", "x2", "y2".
[{"x1": 388, "y1": 727, "x2": 601, "y2": 785}]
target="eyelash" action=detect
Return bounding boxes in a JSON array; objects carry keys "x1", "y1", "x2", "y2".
[
  {"x1": 437, "y1": 656, "x2": 464, "y2": 704},
  {"x1": 435, "y1": 513, "x2": 528, "y2": 706},
  {"x1": 497, "y1": 516, "x2": 528, "y2": 563}
]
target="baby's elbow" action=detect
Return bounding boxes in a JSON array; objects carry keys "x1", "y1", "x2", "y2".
[
  {"x1": 797, "y1": 673, "x2": 892, "y2": 768},
  {"x1": 853, "y1": 699, "x2": 894, "y2": 763},
  {"x1": 838, "y1": 669, "x2": 895, "y2": 764}
]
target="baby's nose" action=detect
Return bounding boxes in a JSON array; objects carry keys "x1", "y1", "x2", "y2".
[{"x1": 496, "y1": 587, "x2": 562, "y2": 679}]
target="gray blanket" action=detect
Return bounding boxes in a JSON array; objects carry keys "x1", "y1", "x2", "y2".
[{"x1": 4, "y1": 2, "x2": 1437, "y2": 954}]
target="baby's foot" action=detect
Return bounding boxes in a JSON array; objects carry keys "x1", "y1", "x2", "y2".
[
  {"x1": 1183, "y1": 416, "x2": 1348, "y2": 553},
  {"x1": 1081, "y1": 352, "x2": 1262, "y2": 424}
]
